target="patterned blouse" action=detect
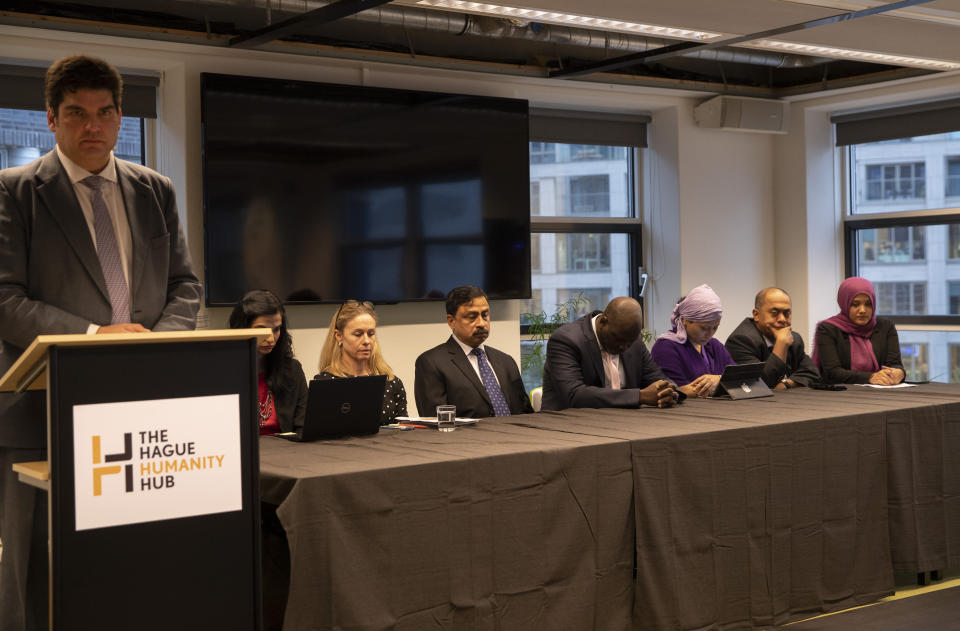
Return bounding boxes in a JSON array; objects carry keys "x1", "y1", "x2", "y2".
[{"x1": 314, "y1": 371, "x2": 408, "y2": 425}]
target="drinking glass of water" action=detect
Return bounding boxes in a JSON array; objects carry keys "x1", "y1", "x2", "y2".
[{"x1": 436, "y1": 405, "x2": 456, "y2": 432}]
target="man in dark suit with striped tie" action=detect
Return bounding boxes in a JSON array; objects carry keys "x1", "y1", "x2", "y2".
[
  {"x1": 0, "y1": 55, "x2": 201, "y2": 631},
  {"x1": 415, "y1": 286, "x2": 533, "y2": 418}
]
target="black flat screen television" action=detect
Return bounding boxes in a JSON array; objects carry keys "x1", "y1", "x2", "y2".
[{"x1": 200, "y1": 73, "x2": 531, "y2": 306}]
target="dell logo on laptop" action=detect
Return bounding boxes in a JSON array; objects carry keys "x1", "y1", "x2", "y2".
[{"x1": 340, "y1": 402, "x2": 352, "y2": 415}]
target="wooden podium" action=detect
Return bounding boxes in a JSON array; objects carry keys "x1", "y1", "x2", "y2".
[{"x1": 0, "y1": 329, "x2": 269, "y2": 631}]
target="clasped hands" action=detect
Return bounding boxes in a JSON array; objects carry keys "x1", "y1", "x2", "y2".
[
  {"x1": 639, "y1": 379, "x2": 680, "y2": 408},
  {"x1": 679, "y1": 374, "x2": 722, "y2": 398},
  {"x1": 869, "y1": 366, "x2": 905, "y2": 386}
]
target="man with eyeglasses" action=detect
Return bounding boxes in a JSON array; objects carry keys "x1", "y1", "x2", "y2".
[
  {"x1": 414, "y1": 285, "x2": 533, "y2": 418},
  {"x1": 0, "y1": 55, "x2": 201, "y2": 630}
]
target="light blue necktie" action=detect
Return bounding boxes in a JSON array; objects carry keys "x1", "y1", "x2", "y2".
[
  {"x1": 81, "y1": 175, "x2": 130, "y2": 324},
  {"x1": 471, "y1": 347, "x2": 511, "y2": 417}
]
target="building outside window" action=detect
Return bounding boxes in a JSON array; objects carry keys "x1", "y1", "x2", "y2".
[
  {"x1": 530, "y1": 181, "x2": 541, "y2": 216},
  {"x1": 558, "y1": 233, "x2": 611, "y2": 272},
  {"x1": 875, "y1": 281, "x2": 926, "y2": 315},
  {"x1": 946, "y1": 157, "x2": 960, "y2": 198},
  {"x1": 859, "y1": 226, "x2": 925, "y2": 263},
  {"x1": 0, "y1": 107, "x2": 146, "y2": 169},
  {"x1": 864, "y1": 162, "x2": 925, "y2": 201},
  {"x1": 949, "y1": 281, "x2": 960, "y2": 315},
  {"x1": 899, "y1": 342, "x2": 929, "y2": 382},
  {"x1": 568, "y1": 174, "x2": 610, "y2": 215},
  {"x1": 949, "y1": 224, "x2": 960, "y2": 259},
  {"x1": 951, "y1": 344, "x2": 960, "y2": 382},
  {"x1": 530, "y1": 142, "x2": 556, "y2": 165},
  {"x1": 838, "y1": 105, "x2": 960, "y2": 383},
  {"x1": 521, "y1": 110, "x2": 647, "y2": 390}
]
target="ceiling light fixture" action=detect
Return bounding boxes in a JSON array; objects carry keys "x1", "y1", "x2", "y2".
[
  {"x1": 410, "y1": 0, "x2": 723, "y2": 41},
  {"x1": 781, "y1": 0, "x2": 960, "y2": 27},
  {"x1": 745, "y1": 39, "x2": 960, "y2": 71}
]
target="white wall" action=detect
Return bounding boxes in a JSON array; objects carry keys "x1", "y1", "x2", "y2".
[{"x1": 0, "y1": 23, "x2": 780, "y2": 389}]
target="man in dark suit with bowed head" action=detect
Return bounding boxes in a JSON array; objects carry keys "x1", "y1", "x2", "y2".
[
  {"x1": 415, "y1": 286, "x2": 533, "y2": 418},
  {"x1": 724, "y1": 287, "x2": 819, "y2": 389},
  {"x1": 541, "y1": 296, "x2": 678, "y2": 411},
  {"x1": 0, "y1": 55, "x2": 201, "y2": 630}
]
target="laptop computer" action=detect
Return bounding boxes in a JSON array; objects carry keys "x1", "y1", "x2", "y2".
[
  {"x1": 279, "y1": 374, "x2": 387, "y2": 442},
  {"x1": 711, "y1": 362, "x2": 773, "y2": 400}
]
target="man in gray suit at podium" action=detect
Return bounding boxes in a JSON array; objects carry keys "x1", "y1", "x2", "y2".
[{"x1": 0, "y1": 55, "x2": 201, "y2": 630}]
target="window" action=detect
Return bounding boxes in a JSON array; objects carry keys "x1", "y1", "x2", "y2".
[
  {"x1": 530, "y1": 142, "x2": 555, "y2": 164},
  {"x1": 946, "y1": 157, "x2": 960, "y2": 198},
  {"x1": 557, "y1": 288, "x2": 610, "y2": 318},
  {"x1": 837, "y1": 101, "x2": 960, "y2": 383},
  {"x1": 875, "y1": 282, "x2": 926, "y2": 315},
  {"x1": 900, "y1": 343, "x2": 928, "y2": 382},
  {"x1": 950, "y1": 282, "x2": 960, "y2": 315},
  {"x1": 0, "y1": 106, "x2": 146, "y2": 167},
  {"x1": 568, "y1": 175, "x2": 610, "y2": 215},
  {"x1": 864, "y1": 162, "x2": 925, "y2": 201},
  {"x1": 858, "y1": 226, "x2": 925, "y2": 263},
  {"x1": 0, "y1": 66, "x2": 157, "y2": 170},
  {"x1": 952, "y1": 345, "x2": 960, "y2": 383},
  {"x1": 568, "y1": 144, "x2": 627, "y2": 162},
  {"x1": 558, "y1": 233, "x2": 611, "y2": 272},
  {"x1": 949, "y1": 225, "x2": 960, "y2": 259},
  {"x1": 522, "y1": 109, "x2": 648, "y2": 389},
  {"x1": 530, "y1": 234, "x2": 541, "y2": 273},
  {"x1": 530, "y1": 181, "x2": 541, "y2": 216}
]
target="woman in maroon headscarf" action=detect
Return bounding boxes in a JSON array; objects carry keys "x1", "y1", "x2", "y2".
[{"x1": 813, "y1": 277, "x2": 905, "y2": 385}]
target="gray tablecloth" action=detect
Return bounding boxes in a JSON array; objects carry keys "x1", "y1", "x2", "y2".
[{"x1": 260, "y1": 383, "x2": 960, "y2": 631}]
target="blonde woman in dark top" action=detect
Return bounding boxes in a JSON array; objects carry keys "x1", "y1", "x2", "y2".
[{"x1": 316, "y1": 300, "x2": 408, "y2": 424}]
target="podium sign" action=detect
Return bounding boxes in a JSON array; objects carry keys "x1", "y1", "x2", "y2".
[
  {"x1": 72, "y1": 394, "x2": 243, "y2": 531},
  {"x1": 0, "y1": 331, "x2": 267, "y2": 631}
]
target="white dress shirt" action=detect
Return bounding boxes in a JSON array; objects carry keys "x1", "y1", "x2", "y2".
[{"x1": 592, "y1": 314, "x2": 626, "y2": 389}]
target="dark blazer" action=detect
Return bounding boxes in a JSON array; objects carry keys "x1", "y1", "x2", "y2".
[
  {"x1": 814, "y1": 317, "x2": 903, "y2": 384},
  {"x1": 724, "y1": 317, "x2": 819, "y2": 388},
  {"x1": 275, "y1": 359, "x2": 308, "y2": 433},
  {"x1": 541, "y1": 311, "x2": 666, "y2": 411},
  {"x1": 0, "y1": 151, "x2": 202, "y2": 447},
  {"x1": 414, "y1": 336, "x2": 533, "y2": 418}
]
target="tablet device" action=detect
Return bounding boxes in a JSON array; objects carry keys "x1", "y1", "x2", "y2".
[{"x1": 712, "y1": 362, "x2": 773, "y2": 400}]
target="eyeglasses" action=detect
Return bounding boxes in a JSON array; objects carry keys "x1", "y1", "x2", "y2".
[{"x1": 334, "y1": 300, "x2": 374, "y2": 327}]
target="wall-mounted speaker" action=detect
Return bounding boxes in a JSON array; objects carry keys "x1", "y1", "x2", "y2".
[{"x1": 694, "y1": 95, "x2": 790, "y2": 134}]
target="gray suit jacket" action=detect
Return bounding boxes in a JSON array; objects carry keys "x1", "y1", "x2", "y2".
[{"x1": 0, "y1": 150, "x2": 202, "y2": 447}]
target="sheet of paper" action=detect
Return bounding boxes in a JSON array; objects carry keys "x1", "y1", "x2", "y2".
[
  {"x1": 855, "y1": 383, "x2": 917, "y2": 389},
  {"x1": 394, "y1": 416, "x2": 479, "y2": 426}
]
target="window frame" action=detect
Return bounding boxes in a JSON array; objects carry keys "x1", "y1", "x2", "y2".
[
  {"x1": 522, "y1": 142, "x2": 644, "y2": 335},
  {"x1": 843, "y1": 145, "x2": 960, "y2": 326}
]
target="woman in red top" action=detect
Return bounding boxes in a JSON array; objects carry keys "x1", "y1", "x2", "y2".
[{"x1": 229, "y1": 290, "x2": 307, "y2": 435}]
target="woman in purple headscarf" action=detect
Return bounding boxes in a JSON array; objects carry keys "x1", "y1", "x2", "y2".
[
  {"x1": 650, "y1": 284, "x2": 734, "y2": 397},
  {"x1": 813, "y1": 277, "x2": 904, "y2": 385}
]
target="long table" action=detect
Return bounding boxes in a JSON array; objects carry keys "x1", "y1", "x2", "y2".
[{"x1": 259, "y1": 383, "x2": 960, "y2": 631}]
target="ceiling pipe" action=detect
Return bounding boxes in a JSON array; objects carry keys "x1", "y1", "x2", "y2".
[{"x1": 198, "y1": 0, "x2": 829, "y2": 68}]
